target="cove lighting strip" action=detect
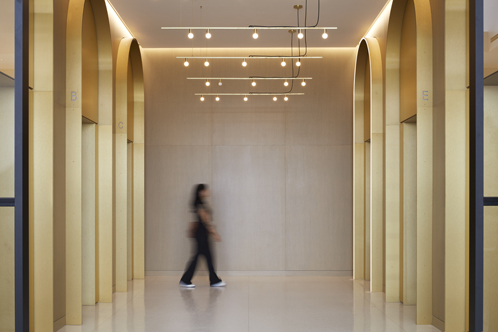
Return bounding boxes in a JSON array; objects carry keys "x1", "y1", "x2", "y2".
[
  {"x1": 188, "y1": 77, "x2": 312, "y2": 80},
  {"x1": 162, "y1": 27, "x2": 337, "y2": 30},
  {"x1": 177, "y1": 56, "x2": 322, "y2": 59},
  {"x1": 195, "y1": 93, "x2": 304, "y2": 96}
]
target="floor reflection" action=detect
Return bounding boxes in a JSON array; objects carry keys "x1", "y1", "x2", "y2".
[
  {"x1": 56, "y1": 276, "x2": 443, "y2": 332},
  {"x1": 180, "y1": 286, "x2": 225, "y2": 330}
]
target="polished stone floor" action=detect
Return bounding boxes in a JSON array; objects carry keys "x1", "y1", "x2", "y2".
[{"x1": 57, "y1": 276, "x2": 441, "y2": 332}]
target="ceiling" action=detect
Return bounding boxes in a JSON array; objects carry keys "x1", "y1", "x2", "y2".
[{"x1": 110, "y1": 0, "x2": 388, "y2": 48}]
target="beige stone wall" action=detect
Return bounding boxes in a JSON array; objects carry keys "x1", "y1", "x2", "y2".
[{"x1": 143, "y1": 47, "x2": 356, "y2": 274}]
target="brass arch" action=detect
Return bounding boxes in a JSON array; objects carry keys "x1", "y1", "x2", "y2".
[
  {"x1": 115, "y1": 38, "x2": 145, "y2": 296},
  {"x1": 353, "y1": 37, "x2": 384, "y2": 295},
  {"x1": 384, "y1": 0, "x2": 433, "y2": 322},
  {"x1": 65, "y1": 0, "x2": 114, "y2": 326}
]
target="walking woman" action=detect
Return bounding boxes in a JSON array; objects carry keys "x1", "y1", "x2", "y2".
[{"x1": 180, "y1": 184, "x2": 226, "y2": 288}]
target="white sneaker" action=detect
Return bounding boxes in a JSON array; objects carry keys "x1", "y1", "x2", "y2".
[
  {"x1": 179, "y1": 281, "x2": 195, "y2": 288},
  {"x1": 210, "y1": 281, "x2": 226, "y2": 287}
]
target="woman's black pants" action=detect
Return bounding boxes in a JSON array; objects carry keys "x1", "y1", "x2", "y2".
[{"x1": 181, "y1": 233, "x2": 221, "y2": 285}]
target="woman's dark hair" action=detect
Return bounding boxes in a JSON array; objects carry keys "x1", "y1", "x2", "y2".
[{"x1": 191, "y1": 184, "x2": 207, "y2": 211}]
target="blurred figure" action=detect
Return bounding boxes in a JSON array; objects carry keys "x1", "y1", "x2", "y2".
[{"x1": 180, "y1": 184, "x2": 226, "y2": 288}]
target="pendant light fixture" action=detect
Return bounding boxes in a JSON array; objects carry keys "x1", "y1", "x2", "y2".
[
  {"x1": 301, "y1": 79, "x2": 306, "y2": 87},
  {"x1": 184, "y1": 59, "x2": 189, "y2": 67},
  {"x1": 296, "y1": 58, "x2": 301, "y2": 66},
  {"x1": 188, "y1": 29, "x2": 194, "y2": 39},
  {"x1": 205, "y1": 29, "x2": 211, "y2": 39},
  {"x1": 252, "y1": 29, "x2": 258, "y2": 39},
  {"x1": 297, "y1": 29, "x2": 303, "y2": 39},
  {"x1": 242, "y1": 58, "x2": 247, "y2": 67},
  {"x1": 205, "y1": 79, "x2": 210, "y2": 86},
  {"x1": 200, "y1": 95, "x2": 205, "y2": 101},
  {"x1": 273, "y1": 95, "x2": 277, "y2": 101},
  {"x1": 204, "y1": 59, "x2": 209, "y2": 67},
  {"x1": 251, "y1": 80, "x2": 256, "y2": 87},
  {"x1": 284, "y1": 95, "x2": 289, "y2": 101},
  {"x1": 322, "y1": 29, "x2": 328, "y2": 39},
  {"x1": 284, "y1": 80, "x2": 289, "y2": 87},
  {"x1": 281, "y1": 59, "x2": 286, "y2": 67},
  {"x1": 244, "y1": 95, "x2": 248, "y2": 101},
  {"x1": 218, "y1": 79, "x2": 223, "y2": 86},
  {"x1": 215, "y1": 95, "x2": 220, "y2": 101}
]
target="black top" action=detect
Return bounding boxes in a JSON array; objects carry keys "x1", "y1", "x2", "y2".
[{"x1": 194, "y1": 201, "x2": 211, "y2": 237}]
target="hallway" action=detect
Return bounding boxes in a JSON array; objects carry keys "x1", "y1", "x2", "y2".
[{"x1": 56, "y1": 276, "x2": 441, "y2": 332}]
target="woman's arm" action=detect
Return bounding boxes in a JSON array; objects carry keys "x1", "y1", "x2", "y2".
[{"x1": 198, "y1": 208, "x2": 221, "y2": 241}]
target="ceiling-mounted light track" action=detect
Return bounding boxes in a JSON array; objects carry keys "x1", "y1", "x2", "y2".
[
  {"x1": 177, "y1": 56, "x2": 322, "y2": 59},
  {"x1": 195, "y1": 93, "x2": 305, "y2": 96},
  {"x1": 187, "y1": 77, "x2": 313, "y2": 81},
  {"x1": 162, "y1": 26, "x2": 337, "y2": 30}
]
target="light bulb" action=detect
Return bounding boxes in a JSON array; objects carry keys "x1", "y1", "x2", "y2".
[
  {"x1": 242, "y1": 59, "x2": 247, "y2": 67},
  {"x1": 244, "y1": 96, "x2": 248, "y2": 102},
  {"x1": 281, "y1": 59, "x2": 286, "y2": 67},
  {"x1": 218, "y1": 79, "x2": 222, "y2": 86},
  {"x1": 252, "y1": 29, "x2": 258, "y2": 39},
  {"x1": 296, "y1": 59, "x2": 301, "y2": 67},
  {"x1": 200, "y1": 95, "x2": 205, "y2": 101},
  {"x1": 188, "y1": 29, "x2": 194, "y2": 39},
  {"x1": 205, "y1": 80, "x2": 210, "y2": 87},
  {"x1": 204, "y1": 59, "x2": 209, "y2": 67},
  {"x1": 301, "y1": 79, "x2": 306, "y2": 87},
  {"x1": 284, "y1": 80, "x2": 289, "y2": 87},
  {"x1": 184, "y1": 59, "x2": 189, "y2": 67},
  {"x1": 284, "y1": 96, "x2": 289, "y2": 101},
  {"x1": 322, "y1": 29, "x2": 328, "y2": 39},
  {"x1": 298, "y1": 29, "x2": 303, "y2": 39},
  {"x1": 273, "y1": 96, "x2": 277, "y2": 101},
  {"x1": 215, "y1": 96, "x2": 220, "y2": 101},
  {"x1": 205, "y1": 29, "x2": 211, "y2": 39},
  {"x1": 251, "y1": 80, "x2": 256, "y2": 87}
]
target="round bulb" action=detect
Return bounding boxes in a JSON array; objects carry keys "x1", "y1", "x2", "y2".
[
  {"x1": 204, "y1": 60, "x2": 209, "y2": 67},
  {"x1": 215, "y1": 96, "x2": 220, "y2": 101},
  {"x1": 301, "y1": 80, "x2": 306, "y2": 87},
  {"x1": 206, "y1": 29, "x2": 211, "y2": 39},
  {"x1": 322, "y1": 29, "x2": 328, "y2": 39},
  {"x1": 284, "y1": 80, "x2": 289, "y2": 87},
  {"x1": 284, "y1": 96, "x2": 289, "y2": 101},
  {"x1": 281, "y1": 60, "x2": 286, "y2": 67},
  {"x1": 218, "y1": 80, "x2": 222, "y2": 86},
  {"x1": 273, "y1": 96, "x2": 277, "y2": 101},
  {"x1": 188, "y1": 29, "x2": 194, "y2": 39},
  {"x1": 244, "y1": 96, "x2": 248, "y2": 102},
  {"x1": 251, "y1": 81, "x2": 256, "y2": 87},
  {"x1": 242, "y1": 59, "x2": 247, "y2": 67},
  {"x1": 253, "y1": 29, "x2": 258, "y2": 39},
  {"x1": 298, "y1": 29, "x2": 303, "y2": 39},
  {"x1": 296, "y1": 60, "x2": 301, "y2": 67},
  {"x1": 200, "y1": 96, "x2": 205, "y2": 101},
  {"x1": 205, "y1": 80, "x2": 210, "y2": 87},
  {"x1": 184, "y1": 60, "x2": 189, "y2": 67}
]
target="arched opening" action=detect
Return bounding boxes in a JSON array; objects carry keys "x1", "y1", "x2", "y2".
[
  {"x1": 353, "y1": 38, "x2": 384, "y2": 293},
  {"x1": 384, "y1": 0, "x2": 434, "y2": 323},
  {"x1": 115, "y1": 38, "x2": 145, "y2": 293},
  {"x1": 63, "y1": 0, "x2": 114, "y2": 326}
]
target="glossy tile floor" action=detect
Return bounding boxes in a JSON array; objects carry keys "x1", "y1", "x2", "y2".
[{"x1": 57, "y1": 276, "x2": 442, "y2": 332}]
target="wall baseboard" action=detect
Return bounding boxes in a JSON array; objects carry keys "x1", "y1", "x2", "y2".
[{"x1": 146, "y1": 270, "x2": 353, "y2": 277}]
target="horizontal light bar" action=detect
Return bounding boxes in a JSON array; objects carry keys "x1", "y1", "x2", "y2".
[
  {"x1": 178, "y1": 56, "x2": 322, "y2": 59},
  {"x1": 162, "y1": 27, "x2": 337, "y2": 30},
  {"x1": 188, "y1": 77, "x2": 312, "y2": 80},
  {"x1": 195, "y1": 93, "x2": 304, "y2": 96}
]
